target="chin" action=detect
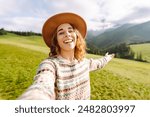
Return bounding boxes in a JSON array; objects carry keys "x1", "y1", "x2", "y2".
[{"x1": 63, "y1": 46, "x2": 75, "y2": 51}]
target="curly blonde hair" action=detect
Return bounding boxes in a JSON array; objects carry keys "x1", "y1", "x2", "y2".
[{"x1": 49, "y1": 27, "x2": 86, "y2": 61}]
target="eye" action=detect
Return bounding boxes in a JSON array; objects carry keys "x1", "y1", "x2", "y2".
[
  {"x1": 58, "y1": 32, "x2": 64, "y2": 35},
  {"x1": 68, "y1": 29, "x2": 74, "y2": 33}
]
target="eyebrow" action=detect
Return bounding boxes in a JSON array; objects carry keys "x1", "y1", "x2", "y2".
[{"x1": 57, "y1": 26, "x2": 73, "y2": 33}]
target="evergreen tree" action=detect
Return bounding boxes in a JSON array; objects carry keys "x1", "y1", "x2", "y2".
[{"x1": 0, "y1": 28, "x2": 7, "y2": 35}]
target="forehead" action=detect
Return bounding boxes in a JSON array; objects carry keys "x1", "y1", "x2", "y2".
[{"x1": 57, "y1": 23, "x2": 73, "y2": 31}]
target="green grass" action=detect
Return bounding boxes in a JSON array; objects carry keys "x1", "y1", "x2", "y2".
[
  {"x1": 87, "y1": 54, "x2": 150, "y2": 85},
  {"x1": 88, "y1": 54, "x2": 150, "y2": 99},
  {"x1": 0, "y1": 33, "x2": 49, "y2": 54},
  {"x1": 130, "y1": 43, "x2": 150, "y2": 62},
  {"x1": 90, "y1": 70, "x2": 150, "y2": 99},
  {"x1": 0, "y1": 33, "x2": 150, "y2": 100},
  {"x1": 105, "y1": 58, "x2": 150, "y2": 85},
  {"x1": 0, "y1": 33, "x2": 46, "y2": 46},
  {"x1": 0, "y1": 44, "x2": 47, "y2": 99}
]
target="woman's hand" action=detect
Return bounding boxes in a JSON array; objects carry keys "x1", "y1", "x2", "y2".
[{"x1": 105, "y1": 52, "x2": 115, "y2": 62}]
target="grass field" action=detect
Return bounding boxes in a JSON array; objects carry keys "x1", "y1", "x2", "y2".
[
  {"x1": 130, "y1": 43, "x2": 150, "y2": 62},
  {"x1": 0, "y1": 33, "x2": 150, "y2": 100}
]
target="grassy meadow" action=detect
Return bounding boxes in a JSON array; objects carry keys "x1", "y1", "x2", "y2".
[
  {"x1": 0, "y1": 33, "x2": 150, "y2": 99},
  {"x1": 130, "y1": 43, "x2": 150, "y2": 62}
]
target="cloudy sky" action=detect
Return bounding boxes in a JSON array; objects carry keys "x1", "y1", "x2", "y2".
[{"x1": 0, "y1": 0, "x2": 150, "y2": 33}]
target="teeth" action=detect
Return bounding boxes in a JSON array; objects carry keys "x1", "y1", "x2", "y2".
[{"x1": 64, "y1": 40, "x2": 73, "y2": 43}]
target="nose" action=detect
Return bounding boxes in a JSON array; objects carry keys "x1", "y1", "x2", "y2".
[{"x1": 65, "y1": 31, "x2": 71, "y2": 37}]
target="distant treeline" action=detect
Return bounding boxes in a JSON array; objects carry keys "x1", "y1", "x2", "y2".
[
  {"x1": 0, "y1": 28, "x2": 42, "y2": 36},
  {"x1": 87, "y1": 42, "x2": 147, "y2": 62},
  {"x1": 129, "y1": 41, "x2": 150, "y2": 45}
]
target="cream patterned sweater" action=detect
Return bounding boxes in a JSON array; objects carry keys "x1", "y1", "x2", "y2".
[{"x1": 18, "y1": 55, "x2": 110, "y2": 100}]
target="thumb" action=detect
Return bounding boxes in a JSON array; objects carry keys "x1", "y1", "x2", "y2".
[{"x1": 105, "y1": 52, "x2": 109, "y2": 56}]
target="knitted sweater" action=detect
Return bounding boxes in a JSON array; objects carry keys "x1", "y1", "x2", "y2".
[{"x1": 18, "y1": 55, "x2": 110, "y2": 100}]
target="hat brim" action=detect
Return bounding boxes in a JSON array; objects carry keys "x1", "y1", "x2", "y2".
[{"x1": 42, "y1": 12, "x2": 87, "y2": 47}]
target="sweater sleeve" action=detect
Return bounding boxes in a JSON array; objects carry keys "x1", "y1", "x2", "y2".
[
  {"x1": 18, "y1": 59, "x2": 56, "y2": 100},
  {"x1": 88, "y1": 56, "x2": 111, "y2": 71}
]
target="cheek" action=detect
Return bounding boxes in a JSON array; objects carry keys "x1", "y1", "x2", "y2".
[
  {"x1": 57, "y1": 34, "x2": 62, "y2": 41},
  {"x1": 72, "y1": 33, "x2": 77, "y2": 40},
  {"x1": 74, "y1": 34, "x2": 77, "y2": 43},
  {"x1": 57, "y1": 38, "x2": 62, "y2": 46},
  {"x1": 57, "y1": 38, "x2": 65, "y2": 48}
]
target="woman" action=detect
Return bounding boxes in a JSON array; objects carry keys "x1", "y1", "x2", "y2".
[{"x1": 18, "y1": 12, "x2": 114, "y2": 100}]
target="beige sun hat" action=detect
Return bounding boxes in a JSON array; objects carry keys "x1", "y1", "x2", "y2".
[{"x1": 42, "y1": 12, "x2": 87, "y2": 48}]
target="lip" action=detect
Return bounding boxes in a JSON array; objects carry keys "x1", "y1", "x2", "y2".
[{"x1": 63, "y1": 39, "x2": 74, "y2": 44}]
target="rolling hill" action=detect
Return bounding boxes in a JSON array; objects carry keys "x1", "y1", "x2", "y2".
[{"x1": 87, "y1": 21, "x2": 150, "y2": 49}]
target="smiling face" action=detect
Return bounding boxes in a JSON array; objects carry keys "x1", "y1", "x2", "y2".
[{"x1": 56, "y1": 23, "x2": 77, "y2": 52}]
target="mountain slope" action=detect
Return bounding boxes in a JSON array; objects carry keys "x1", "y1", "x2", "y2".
[{"x1": 89, "y1": 21, "x2": 150, "y2": 49}]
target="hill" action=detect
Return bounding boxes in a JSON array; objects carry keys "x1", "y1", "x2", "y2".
[
  {"x1": 87, "y1": 21, "x2": 150, "y2": 49},
  {"x1": 130, "y1": 43, "x2": 150, "y2": 62}
]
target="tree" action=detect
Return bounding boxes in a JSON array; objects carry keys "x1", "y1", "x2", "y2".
[
  {"x1": 136, "y1": 52, "x2": 145, "y2": 62},
  {"x1": 102, "y1": 43, "x2": 135, "y2": 59},
  {"x1": 0, "y1": 28, "x2": 7, "y2": 35}
]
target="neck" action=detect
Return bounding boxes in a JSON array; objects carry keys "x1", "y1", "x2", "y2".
[{"x1": 59, "y1": 50, "x2": 75, "y2": 62}]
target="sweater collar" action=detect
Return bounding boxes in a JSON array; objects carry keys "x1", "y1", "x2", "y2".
[{"x1": 57, "y1": 55, "x2": 78, "y2": 64}]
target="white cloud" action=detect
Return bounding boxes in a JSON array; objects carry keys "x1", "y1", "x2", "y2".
[
  {"x1": 0, "y1": 17, "x2": 44, "y2": 32},
  {"x1": 99, "y1": 0, "x2": 150, "y2": 22},
  {"x1": 0, "y1": 0, "x2": 18, "y2": 16},
  {"x1": 0, "y1": 0, "x2": 150, "y2": 32}
]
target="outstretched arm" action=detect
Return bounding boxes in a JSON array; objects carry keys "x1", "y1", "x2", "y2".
[
  {"x1": 88, "y1": 52, "x2": 115, "y2": 71},
  {"x1": 18, "y1": 59, "x2": 56, "y2": 100}
]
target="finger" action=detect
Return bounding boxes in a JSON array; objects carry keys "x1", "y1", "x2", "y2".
[{"x1": 105, "y1": 52, "x2": 109, "y2": 56}]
